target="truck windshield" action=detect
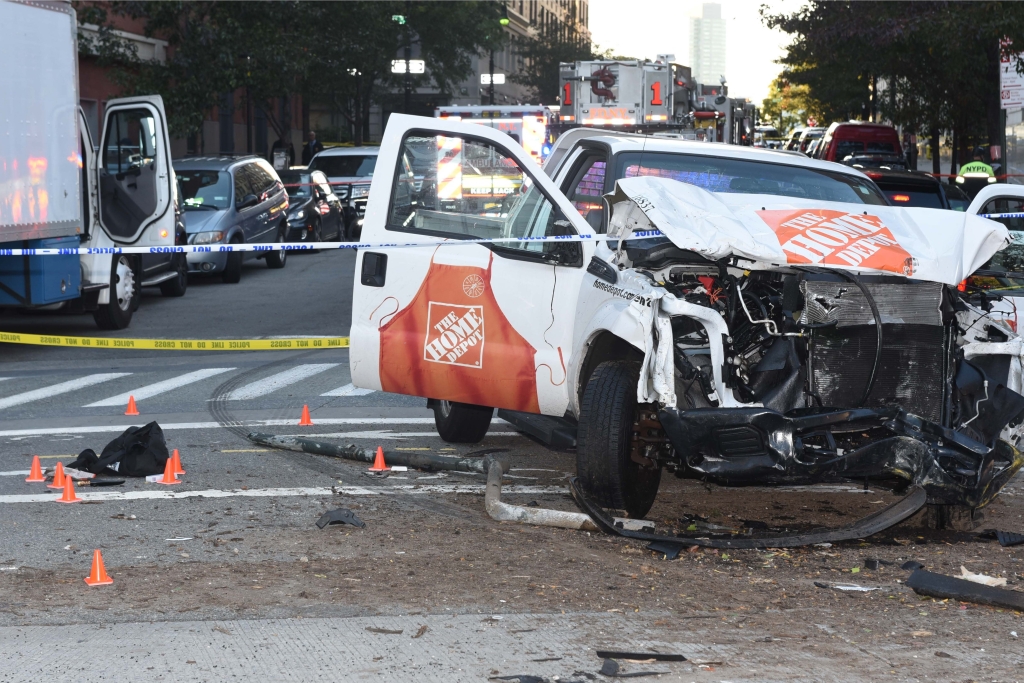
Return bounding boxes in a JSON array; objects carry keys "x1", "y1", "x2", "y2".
[
  {"x1": 176, "y1": 171, "x2": 231, "y2": 210},
  {"x1": 614, "y1": 152, "x2": 888, "y2": 205},
  {"x1": 309, "y1": 155, "x2": 377, "y2": 178}
]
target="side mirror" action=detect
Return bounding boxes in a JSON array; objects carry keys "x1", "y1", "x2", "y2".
[{"x1": 237, "y1": 193, "x2": 259, "y2": 210}]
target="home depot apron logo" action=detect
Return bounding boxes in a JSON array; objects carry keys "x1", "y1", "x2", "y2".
[
  {"x1": 758, "y1": 209, "x2": 916, "y2": 276},
  {"x1": 378, "y1": 252, "x2": 539, "y2": 413},
  {"x1": 424, "y1": 303, "x2": 484, "y2": 367}
]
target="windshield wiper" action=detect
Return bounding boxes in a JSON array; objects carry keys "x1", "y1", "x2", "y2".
[{"x1": 184, "y1": 204, "x2": 218, "y2": 211}]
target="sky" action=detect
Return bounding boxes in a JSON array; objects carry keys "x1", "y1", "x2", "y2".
[{"x1": 588, "y1": 0, "x2": 805, "y2": 104}]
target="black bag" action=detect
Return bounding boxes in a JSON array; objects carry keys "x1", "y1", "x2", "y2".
[{"x1": 68, "y1": 421, "x2": 169, "y2": 477}]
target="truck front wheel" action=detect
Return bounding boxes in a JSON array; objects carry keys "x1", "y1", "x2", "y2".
[
  {"x1": 576, "y1": 360, "x2": 661, "y2": 518},
  {"x1": 431, "y1": 399, "x2": 493, "y2": 443},
  {"x1": 93, "y1": 254, "x2": 137, "y2": 330}
]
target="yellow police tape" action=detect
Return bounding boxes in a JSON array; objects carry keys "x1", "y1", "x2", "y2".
[{"x1": 0, "y1": 331, "x2": 349, "y2": 351}]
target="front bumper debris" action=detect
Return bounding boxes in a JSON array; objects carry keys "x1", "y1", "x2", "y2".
[{"x1": 658, "y1": 406, "x2": 1024, "y2": 508}]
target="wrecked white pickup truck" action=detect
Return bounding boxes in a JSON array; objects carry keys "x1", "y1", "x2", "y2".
[{"x1": 350, "y1": 115, "x2": 1024, "y2": 528}]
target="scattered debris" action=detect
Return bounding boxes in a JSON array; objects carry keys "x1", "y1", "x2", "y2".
[
  {"x1": 530, "y1": 657, "x2": 562, "y2": 662},
  {"x1": 997, "y1": 530, "x2": 1024, "y2": 547},
  {"x1": 365, "y1": 627, "x2": 403, "y2": 635},
  {"x1": 614, "y1": 519, "x2": 656, "y2": 532},
  {"x1": 594, "y1": 651, "x2": 685, "y2": 662},
  {"x1": 814, "y1": 582, "x2": 884, "y2": 592},
  {"x1": 901, "y1": 560, "x2": 924, "y2": 571},
  {"x1": 570, "y1": 478, "x2": 928, "y2": 549},
  {"x1": 485, "y1": 459, "x2": 597, "y2": 531},
  {"x1": 316, "y1": 508, "x2": 366, "y2": 529},
  {"x1": 165, "y1": 537, "x2": 192, "y2": 542},
  {"x1": 958, "y1": 565, "x2": 1007, "y2": 587},
  {"x1": 412, "y1": 625, "x2": 428, "y2": 639},
  {"x1": 598, "y1": 658, "x2": 668, "y2": 678},
  {"x1": 212, "y1": 627, "x2": 232, "y2": 635},
  {"x1": 76, "y1": 479, "x2": 125, "y2": 487},
  {"x1": 906, "y1": 569, "x2": 1024, "y2": 610},
  {"x1": 934, "y1": 651, "x2": 954, "y2": 658},
  {"x1": 864, "y1": 559, "x2": 880, "y2": 570},
  {"x1": 910, "y1": 630, "x2": 933, "y2": 637},
  {"x1": 646, "y1": 541, "x2": 686, "y2": 560}
]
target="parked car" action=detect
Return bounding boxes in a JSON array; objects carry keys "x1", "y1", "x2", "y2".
[
  {"x1": 307, "y1": 147, "x2": 378, "y2": 240},
  {"x1": 783, "y1": 127, "x2": 805, "y2": 151},
  {"x1": 277, "y1": 169, "x2": 344, "y2": 243},
  {"x1": 965, "y1": 184, "x2": 1024, "y2": 332},
  {"x1": 943, "y1": 182, "x2": 971, "y2": 211},
  {"x1": 349, "y1": 115, "x2": 1024, "y2": 522},
  {"x1": 858, "y1": 168, "x2": 950, "y2": 209},
  {"x1": 817, "y1": 121, "x2": 903, "y2": 163},
  {"x1": 796, "y1": 126, "x2": 825, "y2": 153},
  {"x1": 174, "y1": 156, "x2": 289, "y2": 283}
]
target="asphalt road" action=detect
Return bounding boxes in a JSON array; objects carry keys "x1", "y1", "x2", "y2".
[{"x1": 1, "y1": 247, "x2": 1023, "y2": 681}]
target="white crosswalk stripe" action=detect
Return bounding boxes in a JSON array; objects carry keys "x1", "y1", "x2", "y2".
[
  {"x1": 321, "y1": 383, "x2": 375, "y2": 397},
  {"x1": 83, "y1": 368, "x2": 236, "y2": 407},
  {"x1": 0, "y1": 373, "x2": 131, "y2": 410},
  {"x1": 221, "y1": 364, "x2": 339, "y2": 401}
]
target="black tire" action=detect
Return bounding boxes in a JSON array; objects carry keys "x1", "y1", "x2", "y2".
[
  {"x1": 266, "y1": 224, "x2": 288, "y2": 269},
  {"x1": 222, "y1": 236, "x2": 243, "y2": 283},
  {"x1": 576, "y1": 360, "x2": 662, "y2": 518},
  {"x1": 432, "y1": 400, "x2": 493, "y2": 443},
  {"x1": 159, "y1": 254, "x2": 188, "y2": 297},
  {"x1": 93, "y1": 254, "x2": 137, "y2": 330}
]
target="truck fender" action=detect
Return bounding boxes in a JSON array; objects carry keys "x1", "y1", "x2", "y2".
[{"x1": 568, "y1": 300, "x2": 649, "y2": 417}]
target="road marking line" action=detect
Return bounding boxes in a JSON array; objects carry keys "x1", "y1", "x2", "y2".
[
  {"x1": 221, "y1": 364, "x2": 340, "y2": 400},
  {"x1": 84, "y1": 368, "x2": 236, "y2": 407},
  {"x1": 0, "y1": 373, "x2": 131, "y2": 410},
  {"x1": 321, "y1": 383, "x2": 375, "y2": 397},
  {"x1": 0, "y1": 470, "x2": 29, "y2": 476},
  {"x1": 0, "y1": 417, "x2": 508, "y2": 437},
  {"x1": 0, "y1": 484, "x2": 566, "y2": 504}
]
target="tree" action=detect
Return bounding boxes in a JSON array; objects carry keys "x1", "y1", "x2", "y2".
[
  {"x1": 511, "y1": 18, "x2": 596, "y2": 104},
  {"x1": 761, "y1": 76, "x2": 826, "y2": 135},
  {"x1": 762, "y1": 2, "x2": 1024, "y2": 169}
]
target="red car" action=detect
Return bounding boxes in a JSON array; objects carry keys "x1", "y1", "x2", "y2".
[{"x1": 816, "y1": 121, "x2": 903, "y2": 162}]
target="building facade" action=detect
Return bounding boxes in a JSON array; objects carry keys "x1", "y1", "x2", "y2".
[{"x1": 689, "y1": 3, "x2": 726, "y2": 87}]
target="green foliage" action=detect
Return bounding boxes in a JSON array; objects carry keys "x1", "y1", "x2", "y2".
[
  {"x1": 761, "y1": 76, "x2": 826, "y2": 135},
  {"x1": 76, "y1": 1, "x2": 507, "y2": 141},
  {"x1": 762, "y1": 1, "x2": 1024, "y2": 152}
]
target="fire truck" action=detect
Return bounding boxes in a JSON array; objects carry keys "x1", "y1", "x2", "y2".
[
  {"x1": 558, "y1": 56, "x2": 756, "y2": 145},
  {"x1": 434, "y1": 105, "x2": 557, "y2": 165}
]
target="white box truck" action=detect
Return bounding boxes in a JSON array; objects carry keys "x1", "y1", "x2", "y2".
[{"x1": 0, "y1": 0, "x2": 180, "y2": 329}]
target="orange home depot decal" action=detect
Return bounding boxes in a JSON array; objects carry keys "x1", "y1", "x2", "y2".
[
  {"x1": 424, "y1": 303, "x2": 485, "y2": 367},
  {"x1": 758, "y1": 209, "x2": 916, "y2": 276},
  {"x1": 378, "y1": 255, "x2": 539, "y2": 413}
]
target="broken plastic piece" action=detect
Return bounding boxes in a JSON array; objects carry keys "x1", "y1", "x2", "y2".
[
  {"x1": 901, "y1": 560, "x2": 924, "y2": 571},
  {"x1": 864, "y1": 559, "x2": 880, "y2": 570},
  {"x1": 646, "y1": 541, "x2": 686, "y2": 560},
  {"x1": 958, "y1": 565, "x2": 1007, "y2": 587},
  {"x1": 598, "y1": 659, "x2": 668, "y2": 678},
  {"x1": 996, "y1": 530, "x2": 1024, "y2": 547},
  {"x1": 906, "y1": 569, "x2": 1024, "y2": 610},
  {"x1": 814, "y1": 582, "x2": 884, "y2": 592},
  {"x1": 316, "y1": 508, "x2": 366, "y2": 529},
  {"x1": 594, "y1": 651, "x2": 685, "y2": 662}
]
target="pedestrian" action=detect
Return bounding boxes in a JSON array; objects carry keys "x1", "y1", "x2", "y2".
[
  {"x1": 301, "y1": 131, "x2": 324, "y2": 166},
  {"x1": 959, "y1": 147, "x2": 995, "y2": 179}
]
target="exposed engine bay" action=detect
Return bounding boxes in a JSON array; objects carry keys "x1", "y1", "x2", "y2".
[{"x1": 595, "y1": 179, "x2": 1024, "y2": 510}]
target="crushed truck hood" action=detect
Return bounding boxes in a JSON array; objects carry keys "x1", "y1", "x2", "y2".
[{"x1": 608, "y1": 176, "x2": 1010, "y2": 286}]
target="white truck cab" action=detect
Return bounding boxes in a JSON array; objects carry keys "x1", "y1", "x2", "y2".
[{"x1": 351, "y1": 114, "x2": 1024, "y2": 519}]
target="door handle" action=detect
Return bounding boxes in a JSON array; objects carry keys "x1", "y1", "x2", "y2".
[{"x1": 361, "y1": 252, "x2": 387, "y2": 287}]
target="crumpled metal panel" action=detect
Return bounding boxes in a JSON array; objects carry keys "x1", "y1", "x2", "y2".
[{"x1": 800, "y1": 280, "x2": 944, "y2": 327}]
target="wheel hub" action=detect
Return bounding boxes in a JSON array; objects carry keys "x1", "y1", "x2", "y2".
[{"x1": 113, "y1": 257, "x2": 134, "y2": 311}]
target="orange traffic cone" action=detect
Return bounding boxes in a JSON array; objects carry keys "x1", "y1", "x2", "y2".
[
  {"x1": 170, "y1": 448, "x2": 185, "y2": 476},
  {"x1": 154, "y1": 456, "x2": 180, "y2": 485},
  {"x1": 124, "y1": 395, "x2": 139, "y2": 416},
  {"x1": 47, "y1": 461, "x2": 66, "y2": 489},
  {"x1": 368, "y1": 446, "x2": 390, "y2": 472},
  {"x1": 298, "y1": 404, "x2": 314, "y2": 426},
  {"x1": 25, "y1": 455, "x2": 45, "y2": 483},
  {"x1": 84, "y1": 549, "x2": 113, "y2": 586},
  {"x1": 56, "y1": 475, "x2": 81, "y2": 504}
]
